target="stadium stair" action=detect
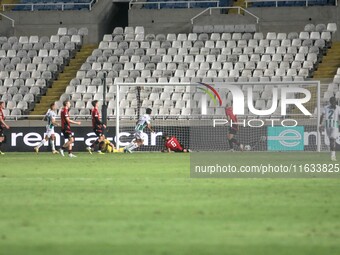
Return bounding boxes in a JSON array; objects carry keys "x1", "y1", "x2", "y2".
[
  {"x1": 289, "y1": 43, "x2": 340, "y2": 116},
  {"x1": 30, "y1": 44, "x2": 97, "y2": 116},
  {"x1": 229, "y1": 0, "x2": 247, "y2": 14},
  {"x1": 313, "y1": 42, "x2": 340, "y2": 79}
]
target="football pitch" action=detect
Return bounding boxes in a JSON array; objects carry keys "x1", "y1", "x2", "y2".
[{"x1": 0, "y1": 152, "x2": 340, "y2": 255}]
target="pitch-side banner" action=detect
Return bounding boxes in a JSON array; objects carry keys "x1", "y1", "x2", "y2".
[
  {"x1": 1, "y1": 127, "x2": 188, "y2": 152},
  {"x1": 1, "y1": 126, "x2": 339, "y2": 152}
]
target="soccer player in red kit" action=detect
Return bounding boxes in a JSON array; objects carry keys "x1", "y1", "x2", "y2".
[
  {"x1": 60, "y1": 100, "x2": 81, "y2": 157},
  {"x1": 0, "y1": 101, "x2": 10, "y2": 155},
  {"x1": 86, "y1": 100, "x2": 106, "y2": 154},
  {"x1": 226, "y1": 106, "x2": 244, "y2": 151},
  {"x1": 163, "y1": 134, "x2": 190, "y2": 153}
]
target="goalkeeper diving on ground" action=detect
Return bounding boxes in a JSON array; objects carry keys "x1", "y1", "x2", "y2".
[{"x1": 98, "y1": 139, "x2": 123, "y2": 153}]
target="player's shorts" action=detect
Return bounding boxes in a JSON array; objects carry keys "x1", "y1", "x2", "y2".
[
  {"x1": 45, "y1": 126, "x2": 55, "y2": 138},
  {"x1": 93, "y1": 128, "x2": 104, "y2": 137},
  {"x1": 228, "y1": 127, "x2": 238, "y2": 135},
  {"x1": 62, "y1": 130, "x2": 73, "y2": 139},
  {"x1": 133, "y1": 131, "x2": 145, "y2": 140},
  {"x1": 326, "y1": 127, "x2": 339, "y2": 140}
]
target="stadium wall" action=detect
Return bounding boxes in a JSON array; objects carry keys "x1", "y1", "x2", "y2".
[
  {"x1": 129, "y1": 6, "x2": 340, "y2": 40},
  {"x1": 0, "y1": 0, "x2": 119, "y2": 44},
  {"x1": 0, "y1": 17, "x2": 15, "y2": 36}
]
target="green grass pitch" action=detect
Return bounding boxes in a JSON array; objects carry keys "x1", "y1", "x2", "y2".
[{"x1": 0, "y1": 152, "x2": 340, "y2": 255}]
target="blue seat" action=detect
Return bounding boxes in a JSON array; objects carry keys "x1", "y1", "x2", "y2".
[
  {"x1": 13, "y1": 0, "x2": 93, "y2": 10},
  {"x1": 251, "y1": 0, "x2": 333, "y2": 7},
  {"x1": 143, "y1": 0, "x2": 226, "y2": 9}
]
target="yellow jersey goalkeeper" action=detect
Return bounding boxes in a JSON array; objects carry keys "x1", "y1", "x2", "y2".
[{"x1": 99, "y1": 139, "x2": 124, "y2": 153}]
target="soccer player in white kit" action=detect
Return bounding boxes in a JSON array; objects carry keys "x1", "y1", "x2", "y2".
[
  {"x1": 124, "y1": 108, "x2": 154, "y2": 153},
  {"x1": 34, "y1": 102, "x2": 59, "y2": 154},
  {"x1": 320, "y1": 97, "x2": 340, "y2": 161}
]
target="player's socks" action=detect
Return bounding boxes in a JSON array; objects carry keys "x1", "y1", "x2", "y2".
[
  {"x1": 34, "y1": 140, "x2": 44, "y2": 153},
  {"x1": 59, "y1": 147, "x2": 65, "y2": 157},
  {"x1": 86, "y1": 147, "x2": 93, "y2": 154},
  {"x1": 124, "y1": 142, "x2": 133, "y2": 151},
  {"x1": 230, "y1": 138, "x2": 240, "y2": 146},
  {"x1": 228, "y1": 140, "x2": 234, "y2": 150},
  {"x1": 50, "y1": 140, "x2": 56, "y2": 151},
  {"x1": 91, "y1": 139, "x2": 99, "y2": 150},
  {"x1": 129, "y1": 143, "x2": 139, "y2": 151},
  {"x1": 126, "y1": 142, "x2": 139, "y2": 151},
  {"x1": 36, "y1": 140, "x2": 45, "y2": 149},
  {"x1": 68, "y1": 150, "x2": 76, "y2": 158},
  {"x1": 124, "y1": 143, "x2": 135, "y2": 153},
  {"x1": 331, "y1": 151, "x2": 336, "y2": 161}
]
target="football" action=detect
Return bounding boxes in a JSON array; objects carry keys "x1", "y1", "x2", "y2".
[{"x1": 245, "y1": 145, "x2": 251, "y2": 151}]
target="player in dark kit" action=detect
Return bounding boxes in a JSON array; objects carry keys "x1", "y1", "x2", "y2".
[
  {"x1": 0, "y1": 101, "x2": 10, "y2": 155},
  {"x1": 225, "y1": 106, "x2": 244, "y2": 151},
  {"x1": 162, "y1": 134, "x2": 190, "y2": 153},
  {"x1": 60, "y1": 100, "x2": 81, "y2": 157},
  {"x1": 86, "y1": 100, "x2": 106, "y2": 154}
]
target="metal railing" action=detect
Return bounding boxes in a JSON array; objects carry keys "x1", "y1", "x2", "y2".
[
  {"x1": 2, "y1": 0, "x2": 97, "y2": 11},
  {"x1": 191, "y1": 6, "x2": 260, "y2": 24},
  {"x1": 129, "y1": 0, "x2": 219, "y2": 9},
  {"x1": 0, "y1": 12, "x2": 15, "y2": 27},
  {"x1": 5, "y1": 115, "x2": 95, "y2": 121},
  {"x1": 245, "y1": 0, "x2": 338, "y2": 7}
]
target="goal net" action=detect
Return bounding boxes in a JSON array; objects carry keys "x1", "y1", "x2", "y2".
[{"x1": 114, "y1": 81, "x2": 321, "y2": 152}]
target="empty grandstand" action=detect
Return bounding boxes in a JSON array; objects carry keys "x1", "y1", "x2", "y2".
[
  {"x1": 0, "y1": 28, "x2": 86, "y2": 118},
  {"x1": 51, "y1": 23, "x2": 336, "y2": 117}
]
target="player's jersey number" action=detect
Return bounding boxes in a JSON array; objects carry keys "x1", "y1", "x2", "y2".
[
  {"x1": 170, "y1": 140, "x2": 177, "y2": 148},
  {"x1": 328, "y1": 110, "x2": 334, "y2": 120}
]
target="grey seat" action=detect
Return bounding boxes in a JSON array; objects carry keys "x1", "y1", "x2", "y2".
[
  {"x1": 113, "y1": 27, "x2": 124, "y2": 35},
  {"x1": 11, "y1": 108, "x2": 22, "y2": 117},
  {"x1": 29, "y1": 87, "x2": 40, "y2": 96},
  {"x1": 23, "y1": 93, "x2": 34, "y2": 103},
  {"x1": 316, "y1": 24, "x2": 326, "y2": 32},
  {"x1": 42, "y1": 71, "x2": 52, "y2": 80},
  {"x1": 60, "y1": 36, "x2": 71, "y2": 44},
  {"x1": 68, "y1": 27, "x2": 78, "y2": 36},
  {"x1": 9, "y1": 87, "x2": 19, "y2": 96}
]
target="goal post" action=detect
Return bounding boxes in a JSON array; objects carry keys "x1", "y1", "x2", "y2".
[
  {"x1": 114, "y1": 81, "x2": 322, "y2": 152},
  {"x1": 115, "y1": 82, "x2": 192, "y2": 150}
]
